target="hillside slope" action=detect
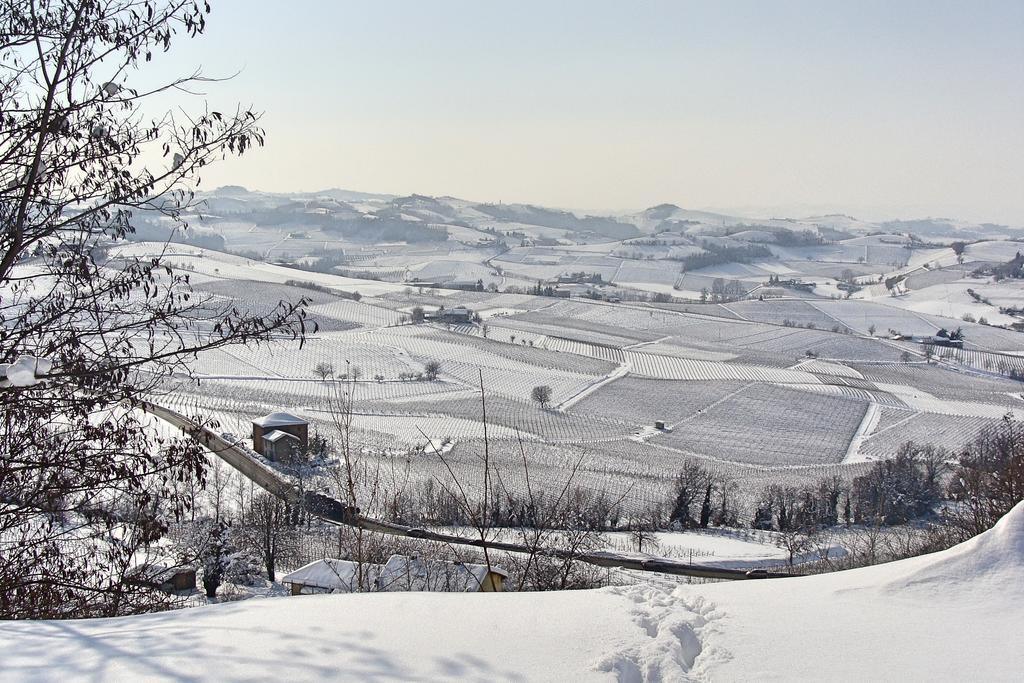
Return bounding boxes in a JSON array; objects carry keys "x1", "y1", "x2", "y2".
[{"x1": 2, "y1": 503, "x2": 1022, "y2": 681}]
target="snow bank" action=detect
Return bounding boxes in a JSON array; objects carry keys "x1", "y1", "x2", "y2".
[
  {"x1": 0, "y1": 589, "x2": 640, "y2": 682},
  {"x1": 879, "y1": 498, "x2": 1024, "y2": 598},
  {"x1": 694, "y1": 500, "x2": 1024, "y2": 681},
  {"x1": 1, "y1": 503, "x2": 1021, "y2": 681}
]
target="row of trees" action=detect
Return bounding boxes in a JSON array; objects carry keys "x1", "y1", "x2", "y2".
[{"x1": 664, "y1": 417, "x2": 1021, "y2": 545}]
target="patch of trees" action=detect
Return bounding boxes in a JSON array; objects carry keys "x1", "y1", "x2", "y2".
[
  {"x1": 773, "y1": 227, "x2": 823, "y2": 246},
  {"x1": 473, "y1": 203, "x2": 640, "y2": 240},
  {"x1": 966, "y1": 288, "x2": 991, "y2": 306},
  {"x1": 668, "y1": 461, "x2": 739, "y2": 529},
  {"x1": 384, "y1": 194, "x2": 458, "y2": 219},
  {"x1": 671, "y1": 242, "x2": 773, "y2": 271},
  {"x1": 884, "y1": 273, "x2": 906, "y2": 291},
  {"x1": 725, "y1": 226, "x2": 821, "y2": 247},
  {"x1": 999, "y1": 305, "x2": 1024, "y2": 317},
  {"x1": 970, "y1": 251, "x2": 1024, "y2": 281},
  {"x1": 558, "y1": 272, "x2": 604, "y2": 284},
  {"x1": 990, "y1": 252, "x2": 1023, "y2": 281},
  {"x1": 423, "y1": 360, "x2": 442, "y2": 380},
  {"x1": 702, "y1": 278, "x2": 746, "y2": 302},
  {"x1": 284, "y1": 280, "x2": 361, "y2": 301},
  {"x1": 623, "y1": 238, "x2": 674, "y2": 247},
  {"x1": 935, "y1": 327, "x2": 964, "y2": 342},
  {"x1": 323, "y1": 216, "x2": 448, "y2": 244},
  {"x1": 129, "y1": 216, "x2": 227, "y2": 251},
  {"x1": 879, "y1": 219, "x2": 961, "y2": 237},
  {"x1": 176, "y1": 518, "x2": 264, "y2": 598},
  {"x1": 850, "y1": 445, "x2": 945, "y2": 524},
  {"x1": 280, "y1": 252, "x2": 352, "y2": 276},
  {"x1": 817, "y1": 227, "x2": 856, "y2": 242},
  {"x1": 530, "y1": 282, "x2": 559, "y2": 297},
  {"x1": 662, "y1": 417, "x2": 1022, "y2": 540},
  {"x1": 946, "y1": 416, "x2": 1024, "y2": 539}
]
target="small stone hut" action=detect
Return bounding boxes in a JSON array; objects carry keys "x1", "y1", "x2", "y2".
[
  {"x1": 252, "y1": 412, "x2": 308, "y2": 460},
  {"x1": 129, "y1": 564, "x2": 196, "y2": 594}
]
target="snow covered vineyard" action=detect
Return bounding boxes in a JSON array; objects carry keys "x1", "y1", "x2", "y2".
[
  {"x1": 5, "y1": 501, "x2": 1023, "y2": 681},
  {"x1": 137, "y1": 254, "x2": 1023, "y2": 520}
]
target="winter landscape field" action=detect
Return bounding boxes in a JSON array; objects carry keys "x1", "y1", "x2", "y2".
[
  {"x1": 3, "y1": 1, "x2": 1024, "y2": 681},
  {"x1": 114, "y1": 219, "x2": 1024, "y2": 516}
]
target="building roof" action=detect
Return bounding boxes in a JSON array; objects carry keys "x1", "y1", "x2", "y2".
[
  {"x1": 282, "y1": 559, "x2": 381, "y2": 592},
  {"x1": 253, "y1": 412, "x2": 307, "y2": 428},
  {"x1": 376, "y1": 554, "x2": 508, "y2": 593},
  {"x1": 262, "y1": 429, "x2": 301, "y2": 444}
]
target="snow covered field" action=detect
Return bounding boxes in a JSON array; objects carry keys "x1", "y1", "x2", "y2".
[
  {"x1": 122, "y1": 243, "x2": 1022, "y2": 515},
  {"x1": 4, "y1": 502, "x2": 1021, "y2": 682}
]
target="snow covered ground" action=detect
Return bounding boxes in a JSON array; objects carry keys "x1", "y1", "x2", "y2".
[{"x1": 4, "y1": 503, "x2": 1022, "y2": 682}]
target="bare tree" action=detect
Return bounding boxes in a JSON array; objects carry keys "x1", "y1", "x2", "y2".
[
  {"x1": 530, "y1": 384, "x2": 553, "y2": 409},
  {"x1": 238, "y1": 491, "x2": 295, "y2": 582},
  {"x1": 629, "y1": 513, "x2": 660, "y2": 554},
  {"x1": 419, "y1": 370, "x2": 497, "y2": 579},
  {"x1": 203, "y1": 455, "x2": 233, "y2": 525},
  {"x1": 313, "y1": 362, "x2": 334, "y2": 381},
  {"x1": 776, "y1": 526, "x2": 814, "y2": 567},
  {"x1": 669, "y1": 460, "x2": 711, "y2": 528},
  {"x1": 324, "y1": 363, "x2": 388, "y2": 592},
  {"x1": 0, "y1": 1, "x2": 309, "y2": 619},
  {"x1": 491, "y1": 436, "x2": 614, "y2": 591}
]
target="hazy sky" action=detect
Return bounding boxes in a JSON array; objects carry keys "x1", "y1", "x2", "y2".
[{"x1": 153, "y1": 1, "x2": 1024, "y2": 224}]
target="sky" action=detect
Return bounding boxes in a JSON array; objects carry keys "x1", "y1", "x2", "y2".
[{"x1": 147, "y1": 1, "x2": 1024, "y2": 224}]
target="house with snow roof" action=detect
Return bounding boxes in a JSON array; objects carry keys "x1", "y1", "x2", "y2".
[
  {"x1": 283, "y1": 555, "x2": 508, "y2": 595},
  {"x1": 251, "y1": 411, "x2": 308, "y2": 461},
  {"x1": 282, "y1": 558, "x2": 381, "y2": 595},
  {"x1": 375, "y1": 554, "x2": 508, "y2": 593}
]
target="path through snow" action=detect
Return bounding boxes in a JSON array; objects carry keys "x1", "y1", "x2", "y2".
[{"x1": 595, "y1": 584, "x2": 727, "y2": 682}]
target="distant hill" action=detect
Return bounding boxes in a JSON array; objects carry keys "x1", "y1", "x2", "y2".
[{"x1": 188, "y1": 186, "x2": 1021, "y2": 244}]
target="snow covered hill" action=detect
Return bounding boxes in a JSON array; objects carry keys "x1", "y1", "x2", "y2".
[{"x1": 2, "y1": 502, "x2": 1022, "y2": 681}]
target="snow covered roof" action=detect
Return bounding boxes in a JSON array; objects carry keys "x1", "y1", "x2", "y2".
[
  {"x1": 0, "y1": 355, "x2": 52, "y2": 388},
  {"x1": 282, "y1": 559, "x2": 381, "y2": 592},
  {"x1": 252, "y1": 412, "x2": 307, "y2": 428},
  {"x1": 262, "y1": 429, "x2": 300, "y2": 444},
  {"x1": 376, "y1": 554, "x2": 508, "y2": 593}
]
